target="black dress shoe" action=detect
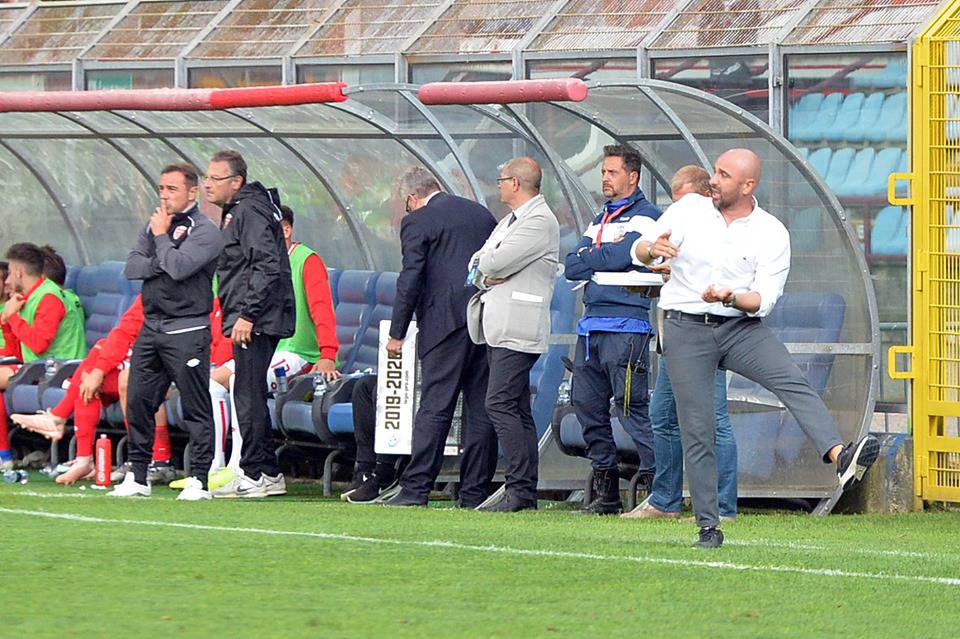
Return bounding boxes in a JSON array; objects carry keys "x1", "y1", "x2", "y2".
[
  {"x1": 379, "y1": 490, "x2": 427, "y2": 507},
  {"x1": 692, "y1": 526, "x2": 724, "y2": 549},
  {"x1": 476, "y1": 494, "x2": 537, "y2": 513}
]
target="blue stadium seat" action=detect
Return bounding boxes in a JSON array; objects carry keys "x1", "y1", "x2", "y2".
[
  {"x1": 75, "y1": 261, "x2": 139, "y2": 348},
  {"x1": 334, "y1": 270, "x2": 380, "y2": 373},
  {"x1": 795, "y1": 147, "x2": 809, "y2": 161},
  {"x1": 349, "y1": 272, "x2": 399, "y2": 373},
  {"x1": 862, "y1": 147, "x2": 903, "y2": 198},
  {"x1": 824, "y1": 147, "x2": 855, "y2": 193},
  {"x1": 823, "y1": 93, "x2": 865, "y2": 143},
  {"x1": 805, "y1": 92, "x2": 843, "y2": 142},
  {"x1": 327, "y1": 268, "x2": 341, "y2": 308},
  {"x1": 844, "y1": 92, "x2": 885, "y2": 143},
  {"x1": 871, "y1": 206, "x2": 908, "y2": 255},
  {"x1": 834, "y1": 147, "x2": 875, "y2": 197},
  {"x1": 866, "y1": 92, "x2": 907, "y2": 143},
  {"x1": 788, "y1": 92, "x2": 824, "y2": 142},
  {"x1": 807, "y1": 147, "x2": 831, "y2": 179},
  {"x1": 851, "y1": 57, "x2": 908, "y2": 89}
]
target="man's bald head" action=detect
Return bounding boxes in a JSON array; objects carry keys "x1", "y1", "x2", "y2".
[
  {"x1": 502, "y1": 156, "x2": 542, "y2": 194},
  {"x1": 710, "y1": 148, "x2": 761, "y2": 212}
]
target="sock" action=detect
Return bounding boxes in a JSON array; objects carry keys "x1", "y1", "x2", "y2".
[
  {"x1": 51, "y1": 369, "x2": 81, "y2": 420},
  {"x1": 73, "y1": 393, "x2": 103, "y2": 458},
  {"x1": 209, "y1": 378, "x2": 229, "y2": 471},
  {"x1": 152, "y1": 422, "x2": 171, "y2": 463},
  {"x1": 227, "y1": 374, "x2": 243, "y2": 470}
]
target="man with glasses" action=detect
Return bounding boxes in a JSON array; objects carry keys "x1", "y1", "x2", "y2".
[
  {"x1": 380, "y1": 166, "x2": 499, "y2": 508},
  {"x1": 113, "y1": 163, "x2": 224, "y2": 500},
  {"x1": 204, "y1": 149, "x2": 296, "y2": 499},
  {"x1": 467, "y1": 157, "x2": 560, "y2": 512}
]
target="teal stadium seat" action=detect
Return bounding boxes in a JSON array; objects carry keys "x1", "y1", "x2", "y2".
[
  {"x1": 871, "y1": 206, "x2": 908, "y2": 255},
  {"x1": 823, "y1": 93, "x2": 865, "y2": 142},
  {"x1": 844, "y1": 92, "x2": 886, "y2": 143}
]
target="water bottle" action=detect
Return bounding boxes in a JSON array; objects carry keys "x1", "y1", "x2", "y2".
[
  {"x1": 45, "y1": 357, "x2": 57, "y2": 380},
  {"x1": 274, "y1": 366, "x2": 288, "y2": 394},
  {"x1": 95, "y1": 434, "x2": 112, "y2": 487},
  {"x1": 3, "y1": 469, "x2": 28, "y2": 484},
  {"x1": 312, "y1": 374, "x2": 327, "y2": 400}
]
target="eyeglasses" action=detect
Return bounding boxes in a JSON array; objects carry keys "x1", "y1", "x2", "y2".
[
  {"x1": 496, "y1": 176, "x2": 516, "y2": 184},
  {"x1": 202, "y1": 174, "x2": 237, "y2": 183}
]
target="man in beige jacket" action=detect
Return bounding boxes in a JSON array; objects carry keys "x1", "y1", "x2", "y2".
[{"x1": 466, "y1": 157, "x2": 560, "y2": 512}]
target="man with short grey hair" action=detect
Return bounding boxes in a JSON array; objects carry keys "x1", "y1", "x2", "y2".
[
  {"x1": 633, "y1": 148, "x2": 879, "y2": 548},
  {"x1": 467, "y1": 157, "x2": 560, "y2": 512},
  {"x1": 381, "y1": 166, "x2": 500, "y2": 508}
]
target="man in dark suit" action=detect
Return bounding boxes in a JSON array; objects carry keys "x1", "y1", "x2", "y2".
[{"x1": 382, "y1": 167, "x2": 499, "y2": 508}]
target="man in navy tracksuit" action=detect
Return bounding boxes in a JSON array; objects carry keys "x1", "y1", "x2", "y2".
[{"x1": 564, "y1": 144, "x2": 662, "y2": 515}]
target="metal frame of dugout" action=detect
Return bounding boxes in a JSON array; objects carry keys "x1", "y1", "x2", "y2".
[{"x1": 0, "y1": 79, "x2": 879, "y2": 511}]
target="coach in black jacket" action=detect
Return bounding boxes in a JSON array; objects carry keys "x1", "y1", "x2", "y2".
[
  {"x1": 382, "y1": 167, "x2": 499, "y2": 508},
  {"x1": 205, "y1": 149, "x2": 295, "y2": 498}
]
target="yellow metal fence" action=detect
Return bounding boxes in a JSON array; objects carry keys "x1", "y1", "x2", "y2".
[{"x1": 890, "y1": 3, "x2": 960, "y2": 504}]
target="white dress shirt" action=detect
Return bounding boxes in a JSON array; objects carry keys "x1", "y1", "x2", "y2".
[{"x1": 634, "y1": 193, "x2": 790, "y2": 317}]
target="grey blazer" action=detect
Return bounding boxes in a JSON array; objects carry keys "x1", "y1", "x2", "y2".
[{"x1": 466, "y1": 195, "x2": 560, "y2": 354}]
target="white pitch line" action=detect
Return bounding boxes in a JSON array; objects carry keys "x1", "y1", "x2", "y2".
[
  {"x1": 1, "y1": 506, "x2": 959, "y2": 588},
  {"x1": 0, "y1": 492, "x2": 951, "y2": 561}
]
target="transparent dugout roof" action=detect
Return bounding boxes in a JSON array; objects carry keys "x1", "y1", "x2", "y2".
[{"x1": 0, "y1": 80, "x2": 877, "y2": 494}]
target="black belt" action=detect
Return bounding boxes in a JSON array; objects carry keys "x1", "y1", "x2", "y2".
[{"x1": 663, "y1": 309, "x2": 739, "y2": 325}]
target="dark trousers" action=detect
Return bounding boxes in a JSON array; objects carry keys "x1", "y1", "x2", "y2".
[
  {"x1": 571, "y1": 331, "x2": 654, "y2": 472},
  {"x1": 399, "y1": 326, "x2": 498, "y2": 507},
  {"x1": 126, "y1": 326, "x2": 214, "y2": 488},
  {"x1": 662, "y1": 315, "x2": 843, "y2": 528},
  {"x1": 234, "y1": 332, "x2": 280, "y2": 480},
  {"x1": 352, "y1": 374, "x2": 403, "y2": 486},
  {"x1": 486, "y1": 347, "x2": 540, "y2": 501}
]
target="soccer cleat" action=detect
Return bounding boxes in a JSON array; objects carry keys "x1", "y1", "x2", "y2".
[
  {"x1": 0, "y1": 459, "x2": 13, "y2": 473},
  {"x1": 176, "y1": 477, "x2": 212, "y2": 501},
  {"x1": 55, "y1": 458, "x2": 95, "y2": 485},
  {"x1": 111, "y1": 461, "x2": 131, "y2": 483},
  {"x1": 836, "y1": 435, "x2": 881, "y2": 492},
  {"x1": 208, "y1": 466, "x2": 236, "y2": 490},
  {"x1": 11, "y1": 410, "x2": 66, "y2": 441},
  {"x1": 693, "y1": 526, "x2": 724, "y2": 549},
  {"x1": 262, "y1": 472, "x2": 287, "y2": 496},
  {"x1": 146, "y1": 461, "x2": 176, "y2": 485},
  {"x1": 620, "y1": 498, "x2": 681, "y2": 519},
  {"x1": 212, "y1": 471, "x2": 267, "y2": 499},
  {"x1": 346, "y1": 473, "x2": 380, "y2": 504},
  {"x1": 169, "y1": 477, "x2": 188, "y2": 490},
  {"x1": 107, "y1": 473, "x2": 151, "y2": 498}
]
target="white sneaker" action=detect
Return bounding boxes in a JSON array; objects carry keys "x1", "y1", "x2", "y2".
[
  {"x1": 176, "y1": 477, "x2": 212, "y2": 501},
  {"x1": 107, "y1": 473, "x2": 151, "y2": 497},
  {"x1": 212, "y1": 470, "x2": 267, "y2": 499},
  {"x1": 263, "y1": 473, "x2": 287, "y2": 496}
]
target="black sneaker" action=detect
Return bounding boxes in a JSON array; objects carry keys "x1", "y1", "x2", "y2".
[
  {"x1": 836, "y1": 435, "x2": 881, "y2": 491},
  {"x1": 346, "y1": 474, "x2": 381, "y2": 504},
  {"x1": 341, "y1": 470, "x2": 372, "y2": 501},
  {"x1": 693, "y1": 526, "x2": 724, "y2": 549}
]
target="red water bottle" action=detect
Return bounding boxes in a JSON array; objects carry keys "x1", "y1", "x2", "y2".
[{"x1": 95, "y1": 435, "x2": 112, "y2": 487}]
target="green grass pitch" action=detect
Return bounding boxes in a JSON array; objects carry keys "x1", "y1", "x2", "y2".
[{"x1": 3, "y1": 474, "x2": 959, "y2": 638}]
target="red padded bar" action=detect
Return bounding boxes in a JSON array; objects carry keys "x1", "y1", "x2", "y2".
[
  {"x1": 418, "y1": 79, "x2": 588, "y2": 105},
  {"x1": 0, "y1": 83, "x2": 347, "y2": 113},
  {"x1": 208, "y1": 82, "x2": 347, "y2": 109}
]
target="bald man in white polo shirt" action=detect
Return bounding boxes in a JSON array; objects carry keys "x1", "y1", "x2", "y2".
[{"x1": 633, "y1": 149, "x2": 880, "y2": 549}]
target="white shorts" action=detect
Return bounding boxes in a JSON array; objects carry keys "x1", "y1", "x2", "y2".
[{"x1": 220, "y1": 350, "x2": 312, "y2": 393}]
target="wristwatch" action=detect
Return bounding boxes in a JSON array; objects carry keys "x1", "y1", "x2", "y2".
[{"x1": 722, "y1": 293, "x2": 737, "y2": 308}]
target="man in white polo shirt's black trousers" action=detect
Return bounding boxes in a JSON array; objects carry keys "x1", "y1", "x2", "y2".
[{"x1": 633, "y1": 149, "x2": 880, "y2": 549}]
